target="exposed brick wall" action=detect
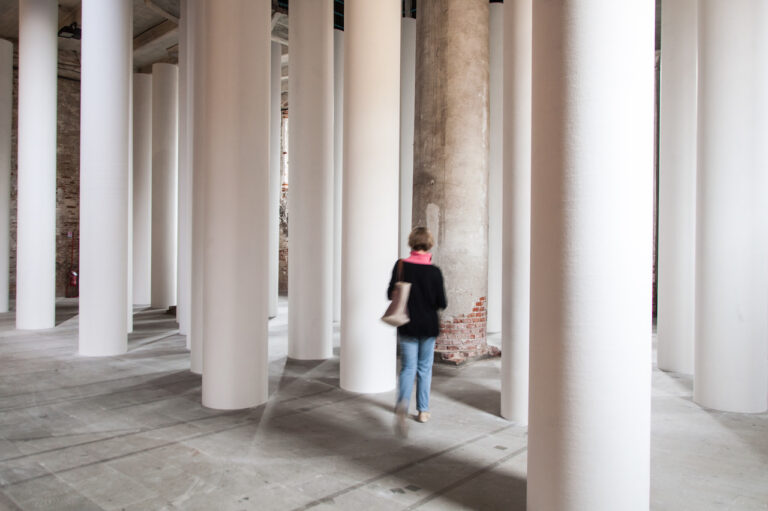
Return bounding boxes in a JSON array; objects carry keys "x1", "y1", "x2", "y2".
[
  {"x1": 436, "y1": 296, "x2": 500, "y2": 365},
  {"x1": 8, "y1": 45, "x2": 81, "y2": 300}
]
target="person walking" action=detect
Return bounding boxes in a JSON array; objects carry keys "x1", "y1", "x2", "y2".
[{"x1": 388, "y1": 227, "x2": 447, "y2": 433}]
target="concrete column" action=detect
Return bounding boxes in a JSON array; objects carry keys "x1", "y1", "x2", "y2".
[
  {"x1": 332, "y1": 29, "x2": 343, "y2": 323},
  {"x1": 528, "y1": 2, "x2": 654, "y2": 510},
  {"x1": 399, "y1": 17, "x2": 415, "y2": 258},
  {"x1": 413, "y1": 0, "x2": 489, "y2": 364},
  {"x1": 340, "y1": 0, "x2": 400, "y2": 393},
  {"x1": 269, "y1": 41, "x2": 281, "y2": 319},
  {"x1": 177, "y1": 0, "x2": 192, "y2": 338},
  {"x1": 487, "y1": 2, "x2": 503, "y2": 335},
  {"x1": 657, "y1": 0, "x2": 698, "y2": 375},
  {"x1": 201, "y1": 0, "x2": 270, "y2": 409},
  {"x1": 287, "y1": 0, "x2": 334, "y2": 360},
  {"x1": 500, "y1": 0, "x2": 531, "y2": 425},
  {"x1": 132, "y1": 74, "x2": 152, "y2": 306},
  {"x1": 189, "y1": 0, "x2": 205, "y2": 375},
  {"x1": 0, "y1": 40, "x2": 11, "y2": 313},
  {"x1": 16, "y1": 0, "x2": 57, "y2": 329},
  {"x1": 694, "y1": 0, "x2": 768, "y2": 414},
  {"x1": 79, "y1": 0, "x2": 132, "y2": 355},
  {"x1": 150, "y1": 63, "x2": 178, "y2": 310}
]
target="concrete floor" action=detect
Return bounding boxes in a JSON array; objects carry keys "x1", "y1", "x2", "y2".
[{"x1": 0, "y1": 298, "x2": 765, "y2": 510}]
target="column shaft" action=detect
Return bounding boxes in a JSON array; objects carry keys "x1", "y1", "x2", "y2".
[
  {"x1": 398, "y1": 17, "x2": 415, "y2": 258},
  {"x1": 528, "y1": 2, "x2": 654, "y2": 509},
  {"x1": 657, "y1": 0, "x2": 698, "y2": 374},
  {"x1": 487, "y1": 2, "x2": 503, "y2": 334},
  {"x1": 340, "y1": 0, "x2": 400, "y2": 393},
  {"x1": 132, "y1": 74, "x2": 152, "y2": 305},
  {"x1": 269, "y1": 41, "x2": 281, "y2": 319},
  {"x1": 332, "y1": 29, "x2": 343, "y2": 322},
  {"x1": 288, "y1": 0, "x2": 334, "y2": 360},
  {"x1": 177, "y1": 0, "x2": 193, "y2": 337},
  {"x1": 79, "y1": 0, "x2": 132, "y2": 355},
  {"x1": 500, "y1": 0, "x2": 531, "y2": 425},
  {"x1": 201, "y1": 0, "x2": 270, "y2": 409},
  {"x1": 0, "y1": 40, "x2": 11, "y2": 312},
  {"x1": 694, "y1": 0, "x2": 768, "y2": 413},
  {"x1": 150, "y1": 63, "x2": 178, "y2": 309},
  {"x1": 16, "y1": 0, "x2": 57, "y2": 329}
]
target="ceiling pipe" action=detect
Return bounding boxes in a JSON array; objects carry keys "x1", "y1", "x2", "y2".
[{"x1": 144, "y1": 0, "x2": 179, "y2": 25}]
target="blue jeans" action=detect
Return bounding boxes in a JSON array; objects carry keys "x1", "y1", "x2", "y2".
[{"x1": 397, "y1": 335, "x2": 436, "y2": 412}]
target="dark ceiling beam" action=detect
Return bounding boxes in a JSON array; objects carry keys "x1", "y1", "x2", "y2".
[{"x1": 133, "y1": 19, "x2": 177, "y2": 52}]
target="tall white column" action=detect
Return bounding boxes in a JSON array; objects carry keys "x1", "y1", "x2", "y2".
[
  {"x1": 0, "y1": 40, "x2": 12, "y2": 313},
  {"x1": 150, "y1": 63, "x2": 178, "y2": 310},
  {"x1": 201, "y1": 0, "x2": 270, "y2": 409},
  {"x1": 340, "y1": 0, "x2": 400, "y2": 393},
  {"x1": 132, "y1": 74, "x2": 152, "y2": 306},
  {"x1": 500, "y1": 0, "x2": 531, "y2": 425},
  {"x1": 288, "y1": 0, "x2": 334, "y2": 360},
  {"x1": 398, "y1": 17, "x2": 415, "y2": 258},
  {"x1": 694, "y1": 0, "x2": 768, "y2": 414},
  {"x1": 79, "y1": 0, "x2": 132, "y2": 356},
  {"x1": 189, "y1": 0, "x2": 205, "y2": 375},
  {"x1": 332, "y1": 29, "x2": 344, "y2": 323},
  {"x1": 269, "y1": 41, "x2": 281, "y2": 319},
  {"x1": 177, "y1": 0, "x2": 192, "y2": 338},
  {"x1": 16, "y1": 0, "x2": 57, "y2": 330},
  {"x1": 528, "y1": 2, "x2": 653, "y2": 510},
  {"x1": 657, "y1": 0, "x2": 698, "y2": 375},
  {"x1": 486, "y1": 3, "x2": 503, "y2": 334}
]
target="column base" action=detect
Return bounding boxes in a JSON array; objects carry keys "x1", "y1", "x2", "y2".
[
  {"x1": 435, "y1": 296, "x2": 499, "y2": 365},
  {"x1": 435, "y1": 344, "x2": 500, "y2": 365}
]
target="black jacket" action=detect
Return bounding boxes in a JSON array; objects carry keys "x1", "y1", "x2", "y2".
[{"x1": 387, "y1": 261, "x2": 447, "y2": 338}]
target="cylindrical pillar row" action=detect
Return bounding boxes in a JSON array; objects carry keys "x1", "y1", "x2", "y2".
[
  {"x1": 16, "y1": 0, "x2": 57, "y2": 329},
  {"x1": 288, "y1": 0, "x2": 334, "y2": 360},
  {"x1": 79, "y1": 0, "x2": 132, "y2": 356},
  {"x1": 486, "y1": 2, "x2": 503, "y2": 334},
  {"x1": 500, "y1": 0, "x2": 531, "y2": 425},
  {"x1": 177, "y1": 0, "x2": 192, "y2": 338},
  {"x1": 132, "y1": 74, "x2": 152, "y2": 306},
  {"x1": 0, "y1": 40, "x2": 12, "y2": 313},
  {"x1": 340, "y1": 0, "x2": 400, "y2": 393},
  {"x1": 657, "y1": 0, "x2": 698, "y2": 375},
  {"x1": 694, "y1": 0, "x2": 768, "y2": 413},
  {"x1": 151, "y1": 63, "x2": 178, "y2": 310},
  {"x1": 399, "y1": 17, "x2": 415, "y2": 258},
  {"x1": 332, "y1": 29, "x2": 343, "y2": 323},
  {"x1": 528, "y1": 2, "x2": 654, "y2": 509},
  {"x1": 412, "y1": 0, "x2": 490, "y2": 364},
  {"x1": 269, "y1": 41, "x2": 281, "y2": 319},
  {"x1": 189, "y1": 0, "x2": 206, "y2": 375},
  {"x1": 201, "y1": 0, "x2": 270, "y2": 409}
]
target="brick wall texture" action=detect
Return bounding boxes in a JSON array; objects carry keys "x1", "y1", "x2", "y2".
[{"x1": 436, "y1": 296, "x2": 499, "y2": 365}]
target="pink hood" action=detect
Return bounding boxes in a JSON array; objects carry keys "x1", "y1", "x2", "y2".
[{"x1": 403, "y1": 251, "x2": 432, "y2": 265}]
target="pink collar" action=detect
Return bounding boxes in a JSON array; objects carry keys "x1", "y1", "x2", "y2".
[{"x1": 403, "y1": 251, "x2": 432, "y2": 265}]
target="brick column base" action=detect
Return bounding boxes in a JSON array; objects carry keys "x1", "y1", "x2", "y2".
[{"x1": 435, "y1": 297, "x2": 501, "y2": 365}]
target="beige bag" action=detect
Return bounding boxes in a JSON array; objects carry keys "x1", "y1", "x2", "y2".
[{"x1": 382, "y1": 260, "x2": 411, "y2": 326}]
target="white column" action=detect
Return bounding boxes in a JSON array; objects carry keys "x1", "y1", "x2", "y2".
[
  {"x1": 201, "y1": 0, "x2": 270, "y2": 409},
  {"x1": 132, "y1": 74, "x2": 152, "y2": 306},
  {"x1": 16, "y1": 0, "x2": 57, "y2": 330},
  {"x1": 694, "y1": 0, "x2": 768, "y2": 414},
  {"x1": 486, "y1": 3, "x2": 503, "y2": 334},
  {"x1": 177, "y1": 0, "x2": 192, "y2": 338},
  {"x1": 528, "y1": 2, "x2": 653, "y2": 510},
  {"x1": 79, "y1": 0, "x2": 132, "y2": 356},
  {"x1": 500, "y1": 0, "x2": 531, "y2": 425},
  {"x1": 150, "y1": 63, "x2": 178, "y2": 310},
  {"x1": 287, "y1": 0, "x2": 334, "y2": 360},
  {"x1": 657, "y1": 0, "x2": 698, "y2": 375},
  {"x1": 269, "y1": 41, "x2": 281, "y2": 319},
  {"x1": 0, "y1": 40, "x2": 12, "y2": 313},
  {"x1": 189, "y1": 0, "x2": 205, "y2": 375},
  {"x1": 332, "y1": 29, "x2": 344, "y2": 323},
  {"x1": 398, "y1": 17, "x2": 415, "y2": 258},
  {"x1": 340, "y1": 0, "x2": 400, "y2": 393}
]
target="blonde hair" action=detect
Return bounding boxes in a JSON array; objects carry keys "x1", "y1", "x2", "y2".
[{"x1": 408, "y1": 227, "x2": 434, "y2": 251}]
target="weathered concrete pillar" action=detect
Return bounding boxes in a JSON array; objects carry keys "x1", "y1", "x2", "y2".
[
  {"x1": 694, "y1": 0, "x2": 768, "y2": 413},
  {"x1": 528, "y1": 1, "x2": 654, "y2": 508},
  {"x1": 399, "y1": 17, "x2": 415, "y2": 258},
  {"x1": 487, "y1": 2, "x2": 503, "y2": 335},
  {"x1": 0, "y1": 40, "x2": 11, "y2": 313},
  {"x1": 657, "y1": 0, "x2": 698, "y2": 375},
  {"x1": 413, "y1": 0, "x2": 490, "y2": 363}
]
